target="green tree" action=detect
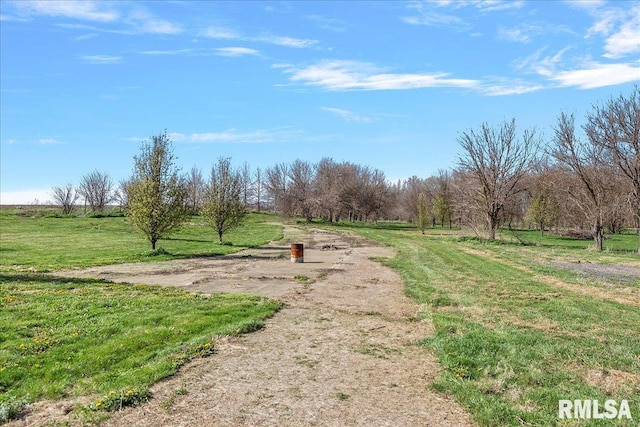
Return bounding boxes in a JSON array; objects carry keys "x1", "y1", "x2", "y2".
[
  {"x1": 417, "y1": 193, "x2": 430, "y2": 235},
  {"x1": 525, "y1": 191, "x2": 560, "y2": 236},
  {"x1": 202, "y1": 157, "x2": 247, "y2": 244},
  {"x1": 126, "y1": 132, "x2": 188, "y2": 250}
]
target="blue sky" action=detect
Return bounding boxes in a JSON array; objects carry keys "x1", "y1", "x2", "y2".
[{"x1": 1, "y1": 0, "x2": 639, "y2": 204}]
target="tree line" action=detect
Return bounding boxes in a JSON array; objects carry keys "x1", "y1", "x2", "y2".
[{"x1": 51, "y1": 86, "x2": 639, "y2": 253}]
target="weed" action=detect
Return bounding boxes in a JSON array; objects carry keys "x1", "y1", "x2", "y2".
[
  {"x1": 334, "y1": 392, "x2": 350, "y2": 401},
  {"x1": 0, "y1": 395, "x2": 28, "y2": 423},
  {"x1": 89, "y1": 387, "x2": 151, "y2": 412}
]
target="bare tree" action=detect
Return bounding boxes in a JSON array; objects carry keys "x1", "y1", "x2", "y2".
[
  {"x1": 202, "y1": 157, "x2": 246, "y2": 243},
  {"x1": 51, "y1": 183, "x2": 79, "y2": 215},
  {"x1": 126, "y1": 132, "x2": 189, "y2": 250},
  {"x1": 457, "y1": 118, "x2": 539, "y2": 240},
  {"x1": 550, "y1": 112, "x2": 613, "y2": 251},
  {"x1": 239, "y1": 162, "x2": 253, "y2": 209},
  {"x1": 585, "y1": 85, "x2": 640, "y2": 252},
  {"x1": 314, "y1": 158, "x2": 342, "y2": 222},
  {"x1": 186, "y1": 166, "x2": 205, "y2": 215},
  {"x1": 288, "y1": 159, "x2": 316, "y2": 222},
  {"x1": 78, "y1": 170, "x2": 114, "y2": 212},
  {"x1": 254, "y1": 167, "x2": 264, "y2": 212},
  {"x1": 265, "y1": 163, "x2": 292, "y2": 216}
]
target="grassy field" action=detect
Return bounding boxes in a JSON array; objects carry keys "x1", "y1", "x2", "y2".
[
  {"x1": 326, "y1": 222, "x2": 640, "y2": 426},
  {"x1": 0, "y1": 210, "x2": 284, "y2": 423},
  {"x1": 0, "y1": 209, "x2": 283, "y2": 272}
]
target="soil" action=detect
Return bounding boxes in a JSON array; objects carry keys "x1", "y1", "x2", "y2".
[{"x1": 13, "y1": 225, "x2": 474, "y2": 427}]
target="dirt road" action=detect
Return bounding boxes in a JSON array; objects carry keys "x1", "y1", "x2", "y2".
[{"x1": 26, "y1": 226, "x2": 474, "y2": 426}]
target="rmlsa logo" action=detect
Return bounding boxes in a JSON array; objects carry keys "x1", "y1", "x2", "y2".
[{"x1": 559, "y1": 399, "x2": 632, "y2": 420}]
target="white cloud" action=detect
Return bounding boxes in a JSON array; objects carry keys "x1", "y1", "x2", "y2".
[
  {"x1": 254, "y1": 35, "x2": 317, "y2": 48},
  {"x1": 168, "y1": 127, "x2": 302, "y2": 144},
  {"x1": 7, "y1": 1, "x2": 181, "y2": 35},
  {"x1": 82, "y1": 54, "x2": 122, "y2": 64},
  {"x1": 201, "y1": 26, "x2": 241, "y2": 40},
  {"x1": 321, "y1": 107, "x2": 372, "y2": 123},
  {"x1": 280, "y1": 60, "x2": 478, "y2": 91},
  {"x1": 37, "y1": 137, "x2": 63, "y2": 144},
  {"x1": 125, "y1": 8, "x2": 182, "y2": 35},
  {"x1": 602, "y1": 5, "x2": 640, "y2": 58},
  {"x1": 215, "y1": 47, "x2": 260, "y2": 57},
  {"x1": 550, "y1": 62, "x2": 640, "y2": 89},
  {"x1": 201, "y1": 26, "x2": 317, "y2": 48},
  {"x1": 10, "y1": 0, "x2": 119, "y2": 22}
]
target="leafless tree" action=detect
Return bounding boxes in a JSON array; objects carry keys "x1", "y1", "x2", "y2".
[
  {"x1": 457, "y1": 118, "x2": 539, "y2": 240},
  {"x1": 549, "y1": 112, "x2": 614, "y2": 251},
  {"x1": 288, "y1": 159, "x2": 316, "y2": 222},
  {"x1": 185, "y1": 166, "x2": 205, "y2": 215},
  {"x1": 585, "y1": 85, "x2": 640, "y2": 252},
  {"x1": 78, "y1": 170, "x2": 114, "y2": 212},
  {"x1": 265, "y1": 163, "x2": 292, "y2": 216},
  {"x1": 239, "y1": 162, "x2": 253, "y2": 208},
  {"x1": 254, "y1": 167, "x2": 264, "y2": 212},
  {"x1": 51, "y1": 183, "x2": 79, "y2": 215},
  {"x1": 314, "y1": 158, "x2": 342, "y2": 222}
]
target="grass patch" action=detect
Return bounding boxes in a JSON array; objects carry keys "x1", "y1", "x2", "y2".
[
  {"x1": 328, "y1": 221, "x2": 640, "y2": 426},
  {"x1": 0, "y1": 273, "x2": 282, "y2": 420},
  {"x1": 0, "y1": 210, "x2": 283, "y2": 272}
]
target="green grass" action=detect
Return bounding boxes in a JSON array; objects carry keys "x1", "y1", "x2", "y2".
[
  {"x1": 324, "y1": 222, "x2": 640, "y2": 426},
  {"x1": 0, "y1": 209, "x2": 285, "y2": 422},
  {"x1": 0, "y1": 273, "x2": 282, "y2": 420},
  {"x1": 0, "y1": 210, "x2": 283, "y2": 272}
]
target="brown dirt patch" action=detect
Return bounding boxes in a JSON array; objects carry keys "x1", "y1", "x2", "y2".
[
  {"x1": 12, "y1": 225, "x2": 473, "y2": 427},
  {"x1": 584, "y1": 369, "x2": 640, "y2": 396}
]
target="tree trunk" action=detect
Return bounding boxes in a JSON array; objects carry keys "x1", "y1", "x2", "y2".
[
  {"x1": 593, "y1": 220, "x2": 603, "y2": 251},
  {"x1": 218, "y1": 230, "x2": 224, "y2": 244},
  {"x1": 151, "y1": 238, "x2": 157, "y2": 250}
]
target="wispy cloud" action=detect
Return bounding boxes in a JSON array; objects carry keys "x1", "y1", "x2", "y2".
[
  {"x1": 215, "y1": 47, "x2": 260, "y2": 57},
  {"x1": 402, "y1": 0, "x2": 524, "y2": 30},
  {"x1": 321, "y1": 107, "x2": 373, "y2": 123},
  {"x1": 140, "y1": 47, "x2": 260, "y2": 57},
  {"x1": 82, "y1": 55, "x2": 122, "y2": 64},
  {"x1": 124, "y1": 8, "x2": 182, "y2": 35},
  {"x1": 201, "y1": 26, "x2": 317, "y2": 48},
  {"x1": 513, "y1": 46, "x2": 640, "y2": 89},
  {"x1": 9, "y1": 0, "x2": 119, "y2": 22},
  {"x1": 602, "y1": 5, "x2": 640, "y2": 59},
  {"x1": 279, "y1": 60, "x2": 478, "y2": 91},
  {"x1": 38, "y1": 137, "x2": 63, "y2": 145},
  {"x1": 7, "y1": 1, "x2": 181, "y2": 35},
  {"x1": 550, "y1": 62, "x2": 640, "y2": 89},
  {"x1": 306, "y1": 14, "x2": 347, "y2": 32},
  {"x1": 582, "y1": 3, "x2": 640, "y2": 59},
  {"x1": 168, "y1": 127, "x2": 302, "y2": 144}
]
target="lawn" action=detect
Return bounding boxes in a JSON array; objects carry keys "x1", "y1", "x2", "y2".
[
  {"x1": 325, "y1": 221, "x2": 640, "y2": 426},
  {"x1": 0, "y1": 209, "x2": 283, "y2": 272},
  {"x1": 0, "y1": 209, "x2": 284, "y2": 423}
]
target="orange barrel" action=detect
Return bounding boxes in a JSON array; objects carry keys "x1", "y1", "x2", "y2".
[{"x1": 291, "y1": 243, "x2": 304, "y2": 263}]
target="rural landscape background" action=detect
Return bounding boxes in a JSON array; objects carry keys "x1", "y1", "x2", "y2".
[{"x1": 1, "y1": 1, "x2": 640, "y2": 426}]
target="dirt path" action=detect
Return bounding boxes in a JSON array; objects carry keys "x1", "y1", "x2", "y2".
[{"x1": 28, "y1": 226, "x2": 474, "y2": 426}]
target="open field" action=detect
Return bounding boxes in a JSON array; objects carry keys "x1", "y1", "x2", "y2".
[
  {"x1": 324, "y1": 221, "x2": 640, "y2": 425},
  {"x1": 2, "y1": 209, "x2": 640, "y2": 425},
  {"x1": 0, "y1": 210, "x2": 283, "y2": 272}
]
